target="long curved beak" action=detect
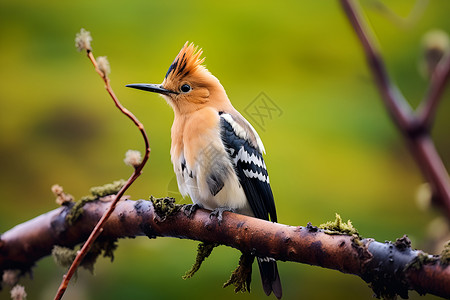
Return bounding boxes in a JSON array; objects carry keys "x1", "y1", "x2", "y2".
[{"x1": 126, "y1": 83, "x2": 178, "y2": 95}]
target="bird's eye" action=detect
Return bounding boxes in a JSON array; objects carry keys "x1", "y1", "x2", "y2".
[{"x1": 180, "y1": 84, "x2": 192, "y2": 93}]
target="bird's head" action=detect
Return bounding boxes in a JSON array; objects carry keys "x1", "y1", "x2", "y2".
[{"x1": 127, "y1": 42, "x2": 229, "y2": 114}]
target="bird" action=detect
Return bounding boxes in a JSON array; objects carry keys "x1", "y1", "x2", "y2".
[{"x1": 126, "y1": 42, "x2": 282, "y2": 299}]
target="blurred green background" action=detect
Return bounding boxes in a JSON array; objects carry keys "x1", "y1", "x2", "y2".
[{"x1": 1, "y1": 0, "x2": 449, "y2": 299}]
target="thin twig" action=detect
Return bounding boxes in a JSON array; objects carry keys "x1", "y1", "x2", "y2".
[
  {"x1": 418, "y1": 53, "x2": 450, "y2": 129},
  {"x1": 53, "y1": 49, "x2": 150, "y2": 300},
  {"x1": 408, "y1": 135, "x2": 450, "y2": 218},
  {"x1": 340, "y1": 0, "x2": 450, "y2": 220}
]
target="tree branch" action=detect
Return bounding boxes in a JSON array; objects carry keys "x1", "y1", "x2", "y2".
[
  {"x1": 340, "y1": 0, "x2": 450, "y2": 220},
  {"x1": 1, "y1": 199, "x2": 449, "y2": 299},
  {"x1": 418, "y1": 53, "x2": 450, "y2": 129}
]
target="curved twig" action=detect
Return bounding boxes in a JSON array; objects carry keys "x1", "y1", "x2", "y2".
[{"x1": 53, "y1": 44, "x2": 151, "y2": 299}]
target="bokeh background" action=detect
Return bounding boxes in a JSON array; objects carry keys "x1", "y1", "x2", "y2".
[{"x1": 1, "y1": 0, "x2": 449, "y2": 299}]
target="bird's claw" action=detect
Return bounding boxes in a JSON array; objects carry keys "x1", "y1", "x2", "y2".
[
  {"x1": 209, "y1": 207, "x2": 233, "y2": 224},
  {"x1": 183, "y1": 203, "x2": 201, "y2": 218}
]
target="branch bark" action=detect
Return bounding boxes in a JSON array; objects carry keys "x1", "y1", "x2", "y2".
[{"x1": 1, "y1": 199, "x2": 449, "y2": 299}]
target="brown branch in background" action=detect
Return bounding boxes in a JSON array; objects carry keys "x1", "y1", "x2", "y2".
[
  {"x1": 340, "y1": 0, "x2": 450, "y2": 220},
  {"x1": 1, "y1": 199, "x2": 449, "y2": 299},
  {"x1": 340, "y1": 0, "x2": 415, "y2": 131},
  {"x1": 418, "y1": 54, "x2": 450, "y2": 129},
  {"x1": 53, "y1": 29, "x2": 151, "y2": 300}
]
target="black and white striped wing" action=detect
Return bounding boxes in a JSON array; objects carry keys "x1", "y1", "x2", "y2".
[{"x1": 219, "y1": 113, "x2": 277, "y2": 222}]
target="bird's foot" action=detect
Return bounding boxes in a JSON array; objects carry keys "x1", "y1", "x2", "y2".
[
  {"x1": 209, "y1": 207, "x2": 233, "y2": 224},
  {"x1": 183, "y1": 203, "x2": 202, "y2": 218}
]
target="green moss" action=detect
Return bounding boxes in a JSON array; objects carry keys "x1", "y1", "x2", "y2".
[
  {"x1": 81, "y1": 238, "x2": 118, "y2": 273},
  {"x1": 440, "y1": 240, "x2": 450, "y2": 265},
  {"x1": 88, "y1": 180, "x2": 126, "y2": 199},
  {"x1": 52, "y1": 246, "x2": 77, "y2": 268},
  {"x1": 406, "y1": 251, "x2": 437, "y2": 270},
  {"x1": 51, "y1": 239, "x2": 118, "y2": 274},
  {"x1": 65, "y1": 197, "x2": 94, "y2": 225},
  {"x1": 319, "y1": 213, "x2": 359, "y2": 236},
  {"x1": 66, "y1": 180, "x2": 126, "y2": 225},
  {"x1": 183, "y1": 242, "x2": 218, "y2": 279},
  {"x1": 223, "y1": 253, "x2": 254, "y2": 293},
  {"x1": 150, "y1": 196, "x2": 181, "y2": 222},
  {"x1": 351, "y1": 235, "x2": 363, "y2": 247}
]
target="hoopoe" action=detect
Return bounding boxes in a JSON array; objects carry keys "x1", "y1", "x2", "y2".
[{"x1": 127, "y1": 42, "x2": 282, "y2": 299}]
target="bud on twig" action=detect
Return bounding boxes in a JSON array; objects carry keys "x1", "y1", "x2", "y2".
[
  {"x1": 97, "y1": 56, "x2": 111, "y2": 77},
  {"x1": 420, "y1": 29, "x2": 450, "y2": 78},
  {"x1": 10, "y1": 285, "x2": 27, "y2": 300},
  {"x1": 415, "y1": 183, "x2": 432, "y2": 211},
  {"x1": 51, "y1": 184, "x2": 73, "y2": 206},
  {"x1": 75, "y1": 28, "x2": 92, "y2": 52},
  {"x1": 2, "y1": 270, "x2": 19, "y2": 287},
  {"x1": 124, "y1": 150, "x2": 142, "y2": 168}
]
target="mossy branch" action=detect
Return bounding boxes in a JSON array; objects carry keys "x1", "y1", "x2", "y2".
[{"x1": 0, "y1": 199, "x2": 449, "y2": 299}]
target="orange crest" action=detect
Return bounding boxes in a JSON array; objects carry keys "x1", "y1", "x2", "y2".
[{"x1": 164, "y1": 42, "x2": 205, "y2": 82}]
